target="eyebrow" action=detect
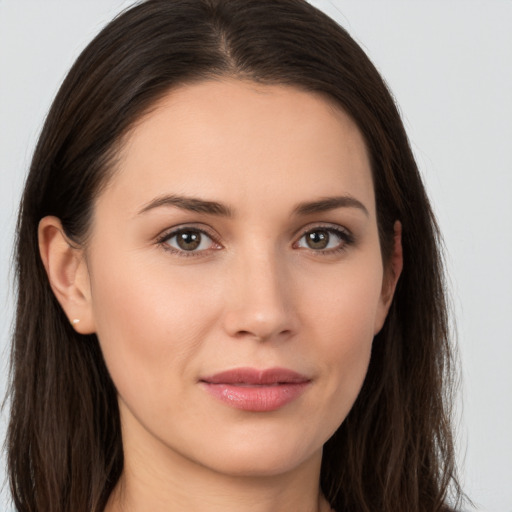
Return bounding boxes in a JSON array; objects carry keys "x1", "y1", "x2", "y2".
[
  {"x1": 293, "y1": 196, "x2": 369, "y2": 217},
  {"x1": 137, "y1": 194, "x2": 233, "y2": 217},
  {"x1": 137, "y1": 194, "x2": 368, "y2": 218}
]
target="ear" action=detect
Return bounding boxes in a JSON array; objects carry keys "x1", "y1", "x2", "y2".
[
  {"x1": 38, "y1": 216, "x2": 96, "y2": 334},
  {"x1": 374, "y1": 220, "x2": 403, "y2": 335}
]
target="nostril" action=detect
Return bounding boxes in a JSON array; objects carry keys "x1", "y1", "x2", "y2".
[
  {"x1": 234, "y1": 330, "x2": 252, "y2": 338},
  {"x1": 233, "y1": 327, "x2": 293, "y2": 342}
]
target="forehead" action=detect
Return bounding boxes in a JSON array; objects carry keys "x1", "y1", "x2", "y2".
[{"x1": 102, "y1": 79, "x2": 375, "y2": 218}]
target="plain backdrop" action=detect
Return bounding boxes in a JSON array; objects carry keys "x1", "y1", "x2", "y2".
[{"x1": 0, "y1": 1, "x2": 511, "y2": 511}]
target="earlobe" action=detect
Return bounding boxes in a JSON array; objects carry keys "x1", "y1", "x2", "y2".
[
  {"x1": 38, "y1": 216, "x2": 96, "y2": 334},
  {"x1": 374, "y1": 220, "x2": 403, "y2": 334}
]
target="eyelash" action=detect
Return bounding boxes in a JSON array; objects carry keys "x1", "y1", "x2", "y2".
[
  {"x1": 156, "y1": 224, "x2": 355, "y2": 257},
  {"x1": 294, "y1": 225, "x2": 355, "y2": 256},
  {"x1": 156, "y1": 226, "x2": 221, "y2": 258}
]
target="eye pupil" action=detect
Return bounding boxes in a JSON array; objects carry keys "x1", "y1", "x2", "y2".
[
  {"x1": 177, "y1": 231, "x2": 201, "y2": 251},
  {"x1": 306, "y1": 230, "x2": 329, "y2": 249}
]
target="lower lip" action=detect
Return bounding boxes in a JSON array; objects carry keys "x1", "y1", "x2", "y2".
[{"x1": 201, "y1": 382, "x2": 310, "y2": 412}]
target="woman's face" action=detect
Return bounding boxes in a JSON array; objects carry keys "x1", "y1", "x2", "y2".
[{"x1": 82, "y1": 79, "x2": 396, "y2": 477}]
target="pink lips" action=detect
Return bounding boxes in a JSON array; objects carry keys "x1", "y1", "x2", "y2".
[{"x1": 200, "y1": 367, "x2": 310, "y2": 412}]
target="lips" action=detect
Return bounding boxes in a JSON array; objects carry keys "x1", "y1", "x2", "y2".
[{"x1": 200, "y1": 367, "x2": 311, "y2": 412}]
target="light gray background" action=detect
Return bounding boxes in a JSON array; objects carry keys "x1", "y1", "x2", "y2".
[{"x1": 1, "y1": 1, "x2": 511, "y2": 511}]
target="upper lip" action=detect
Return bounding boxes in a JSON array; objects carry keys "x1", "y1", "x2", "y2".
[{"x1": 200, "y1": 367, "x2": 310, "y2": 385}]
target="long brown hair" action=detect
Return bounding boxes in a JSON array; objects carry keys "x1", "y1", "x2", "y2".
[{"x1": 8, "y1": 1, "x2": 463, "y2": 510}]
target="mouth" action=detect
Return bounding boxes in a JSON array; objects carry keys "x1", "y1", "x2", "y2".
[{"x1": 199, "y1": 367, "x2": 311, "y2": 412}]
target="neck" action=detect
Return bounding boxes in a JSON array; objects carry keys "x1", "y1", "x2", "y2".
[
  {"x1": 107, "y1": 475, "x2": 331, "y2": 512},
  {"x1": 105, "y1": 428, "x2": 331, "y2": 512},
  {"x1": 106, "y1": 453, "x2": 332, "y2": 512}
]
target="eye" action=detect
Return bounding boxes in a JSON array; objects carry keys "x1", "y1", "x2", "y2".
[
  {"x1": 159, "y1": 227, "x2": 219, "y2": 254},
  {"x1": 295, "y1": 227, "x2": 352, "y2": 252}
]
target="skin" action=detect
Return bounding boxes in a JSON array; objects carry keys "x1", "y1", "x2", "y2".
[{"x1": 39, "y1": 79, "x2": 402, "y2": 512}]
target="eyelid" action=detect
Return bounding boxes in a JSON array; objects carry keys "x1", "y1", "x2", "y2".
[
  {"x1": 155, "y1": 224, "x2": 222, "y2": 255},
  {"x1": 293, "y1": 222, "x2": 353, "y2": 239},
  {"x1": 293, "y1": 223, "x2": 355, "y2": 252}
]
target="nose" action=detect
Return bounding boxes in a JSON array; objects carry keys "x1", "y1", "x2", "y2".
[{"x1": 221, "y1": 249, "x2": 297, "y2": 342}]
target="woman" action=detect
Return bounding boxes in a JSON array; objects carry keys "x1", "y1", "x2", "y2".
[{"x1": 7, "y1": 0, "x2": 464, "y2": 511}]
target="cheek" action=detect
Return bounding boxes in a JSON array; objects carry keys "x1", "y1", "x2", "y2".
[
  {"x1": 88, "y1": 251, "x2": 223, "y2": 398},
  {"x1": 302, "y1": 251, "x2": 384, "y2": 346},
  {"x1": 314, "y1": 290, "x2": 376, "y2": 399},
  {"x1": 298, "y1": 255, "x2": 383, "y2": 424}
]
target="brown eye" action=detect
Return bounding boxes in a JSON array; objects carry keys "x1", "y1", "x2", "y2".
[
  {"x1": 305, "y1": 230, "x2": 330, "y2": 250},
  {"x1": 176, "y1": 231, "x2": 201, "y2": 251},
  {"x1": 163, "y1": 228, "x2": 216, "y2": 253},
  {"x1": 296, "y1": 227, "x2": 352, "y2": 252}
]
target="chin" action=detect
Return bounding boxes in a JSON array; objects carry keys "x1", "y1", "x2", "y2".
[
  {"x1": 182, "y1": 425, "x2": 326, "y2": 478},
  {"x1": 203, "y1": 448, "x2": 319, "y2": 478}
]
